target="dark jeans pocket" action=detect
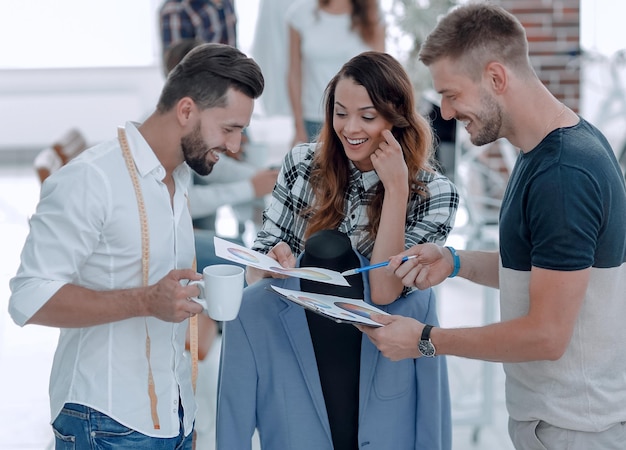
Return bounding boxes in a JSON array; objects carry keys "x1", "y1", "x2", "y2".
[
  {"x1": 51, "y1": 426, "x2": 75, "y2": 450},
  {"x1": 52, "y1": 405, "x2": 83, "y2": 450},
  {"x1": 52, "y1": 403, "x2": 137, "y2": 449},
  {"x1": 89, "y1": 409, "x2": 137, "y2": 446}
]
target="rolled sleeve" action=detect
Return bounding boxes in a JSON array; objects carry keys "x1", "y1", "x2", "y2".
[
  {"x1": 9, "y1": 161, "x2": 109, "y2": 326},
  {"x1": 8, "y1": 278, "x2": 66, "y2": 327}
]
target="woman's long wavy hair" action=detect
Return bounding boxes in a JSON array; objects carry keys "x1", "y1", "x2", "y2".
[
  {"x1": 318, "y1": 0, "x2": 380, "y2": 46},
  {"x1": 304, "y1": 51, "x2": 435, "y2": 239}
]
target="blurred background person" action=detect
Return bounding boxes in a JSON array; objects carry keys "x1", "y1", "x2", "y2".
[
  {"x1": 251, "y1": 0, "x2": 293, "y2": 117},
  {"x1": 287, "y1": 0, "x2": 385, "y2": 146},
  {"x1": 159, "y1": 0, "x2": 237, "y2": 55},
  {"x1": 33, "y1": 129, "x2": 88, "y2": 184}
]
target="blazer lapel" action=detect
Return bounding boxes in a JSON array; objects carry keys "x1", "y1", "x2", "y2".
[
  {"x1": 278, "y1": 276, "x2": 333, "y2": 442},
  {"x1": 357, "y1": 266, "x2": 379, "y2": 422}
]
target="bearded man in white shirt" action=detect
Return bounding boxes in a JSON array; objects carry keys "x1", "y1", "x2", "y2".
[{"x1": 9, "y1": 43, "x2": 264, "y2": 449}]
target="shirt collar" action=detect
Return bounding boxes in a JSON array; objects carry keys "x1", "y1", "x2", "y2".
[
  {"x1": 348, "y1": 160, "x2": 380, "y2": 191},
  {"x1": 123, "y1": 121, "x2": 166, "y2": 180},
  {"x1": 123, "y1": 121, "x2": 190, "y2": 187}
]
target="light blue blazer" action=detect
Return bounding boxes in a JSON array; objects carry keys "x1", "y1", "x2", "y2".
[{"x1": 216, "y1": 254, "x2": 452, "y2": 450}]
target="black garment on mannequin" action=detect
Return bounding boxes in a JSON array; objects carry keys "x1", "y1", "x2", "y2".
[{"x1": 300, "y1": 230, "x2": 364, "y2": 450}]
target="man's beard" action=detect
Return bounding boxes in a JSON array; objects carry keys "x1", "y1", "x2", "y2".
[
  {"x1": 181, "y1": 124, "x2": 216, "y2": 176},
  {"x1": 468, "y1": 89, "x2": 503, "y2": 147}
]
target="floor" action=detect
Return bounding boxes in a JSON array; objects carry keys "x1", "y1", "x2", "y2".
[{"x1": 0, "y1": 115, "x2": 514, "y2": 450}]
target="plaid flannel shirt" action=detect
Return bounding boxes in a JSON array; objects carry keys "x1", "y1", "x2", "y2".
[
  {"x1": 253, "y1": 143, "x2": 459, "y2": 261},
  {"x1": 159, "y1": 0, "x2": 237, "y2": 51}
]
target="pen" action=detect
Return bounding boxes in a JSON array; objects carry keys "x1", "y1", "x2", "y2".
[{"x1": 340, "y1": 255, "x2": 417, "y2": 276}]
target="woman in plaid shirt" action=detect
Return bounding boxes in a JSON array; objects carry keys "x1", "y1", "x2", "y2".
[
  {"x1": 217, "y1": 51, "x2": 457, "y2": 450},
  {"x1": 248, "y1": 51, "x2": 459, "y2": 305}
]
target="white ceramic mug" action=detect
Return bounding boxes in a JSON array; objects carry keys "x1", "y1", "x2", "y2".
[{"x1": 190, "y1": 264, "x2": 245, "y2": 321}]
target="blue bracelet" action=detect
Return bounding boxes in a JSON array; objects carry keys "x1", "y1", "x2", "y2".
[{"x1": 445, "y1": 246, "x2": 460, "y2": 278}]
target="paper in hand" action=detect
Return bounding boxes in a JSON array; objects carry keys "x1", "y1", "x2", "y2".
[
  {"x1": 270, "y1": 285, "x2": 387, "y2": 327},
  {"x1": 213, "y1": 237, "x2": 350, "y2": 286}
]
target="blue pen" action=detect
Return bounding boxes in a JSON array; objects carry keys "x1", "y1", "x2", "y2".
[{"x1": 340, "y1": 255, "x2": 417, "y2": 276}]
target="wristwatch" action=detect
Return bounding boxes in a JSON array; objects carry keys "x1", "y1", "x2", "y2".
[{"x1": 418, "y1": 324, "x2": 436, "y2": 357}]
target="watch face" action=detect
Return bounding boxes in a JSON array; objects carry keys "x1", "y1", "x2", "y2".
[{"x1": 418, "y1": 340, "x2": 436, "y2": 357}]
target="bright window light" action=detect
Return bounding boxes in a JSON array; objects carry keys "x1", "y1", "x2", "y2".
[{"x1": 0, "y1": 0, "x2": 160, "y2": 69}]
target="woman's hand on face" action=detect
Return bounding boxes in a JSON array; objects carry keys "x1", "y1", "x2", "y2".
[{"x1": 370, "y1": 129, "x2": 408, "y2": 191}]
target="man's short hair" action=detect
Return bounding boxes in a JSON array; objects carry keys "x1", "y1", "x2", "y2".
[
  {"x1": 157, "y1": 43, "x2": 264, "y2": 112},
  {"x1": 419, "y1": 2, "x2": 532, "y2": 79}
]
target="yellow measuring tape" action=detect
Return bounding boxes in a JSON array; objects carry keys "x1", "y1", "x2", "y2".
[
  {"x1": 118, "y1": 127, "x2": 199, "y2": 430},
  {"x1": 190, "y1": 259, "x2": 199, "y2": 394}
]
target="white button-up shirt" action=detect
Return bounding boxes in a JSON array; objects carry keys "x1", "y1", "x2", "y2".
[{"x1": 9, "y1": 122, "x2": 196, "y2": 437}]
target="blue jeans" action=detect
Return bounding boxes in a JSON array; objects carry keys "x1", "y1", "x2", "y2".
[
  {"x1": 304, "y1": 120, "x2": 322, "y2": 142},
  {"x1": 52, "y1": 403, "x2": 193, "y2": 450}
]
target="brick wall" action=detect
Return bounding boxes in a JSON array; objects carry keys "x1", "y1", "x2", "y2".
[
  {"x1": 460, "y1": 1, "x2": 582, "y2": 200},
  {"x1": 499, "y1": 0, "x2": 581, "y2": 112}
]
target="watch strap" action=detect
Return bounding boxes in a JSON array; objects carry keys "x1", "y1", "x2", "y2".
[{"x1": 421, "y1": 324, "x2": 433, "y2": 341}]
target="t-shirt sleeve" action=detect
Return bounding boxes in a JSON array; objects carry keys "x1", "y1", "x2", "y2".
[
  {"x1": 526, "y1": 164, "x2": 602, "y2": 270},
  {"x1": 285, "y1": 0, "x2": 310, "y2": 31}
]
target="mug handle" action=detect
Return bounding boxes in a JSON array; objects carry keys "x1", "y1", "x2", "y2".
[{"x1": 188, "y1": 280, "x2": 208, "y2": 311}]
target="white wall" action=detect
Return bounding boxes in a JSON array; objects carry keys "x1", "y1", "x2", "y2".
[
  {"x1": 0, "y1": 66, "x2": 164, "y2": 153},
  {"x1": 0, "y1": 0, "x2": 623, "y2": 160},
  {"x1": 0, "y1": 0, "x2": 262, "y2": 162}
]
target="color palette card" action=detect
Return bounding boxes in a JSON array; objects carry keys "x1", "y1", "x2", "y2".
[
  {"x1": 270, "y1": 285, "x2": 388, "y2": 327},
  {"x1": 213, "y1": 237, "x2": 350, "y2": 286}
]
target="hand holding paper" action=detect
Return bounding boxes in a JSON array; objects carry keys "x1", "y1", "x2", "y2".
[
  {"x1": 213, "y1": 237, "x2": 350, "y2": 286},
  {"x1": 270, "y1": 285, "x2": 388, "y2": 327}
]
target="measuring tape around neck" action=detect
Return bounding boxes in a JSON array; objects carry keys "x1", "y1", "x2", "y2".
[{"x1": 117, "y1": 126, "x2": 199, "y2": 430}]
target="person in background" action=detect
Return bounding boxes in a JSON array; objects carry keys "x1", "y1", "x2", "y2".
[
  {"x1": 159, "y1": 0, "x2": 237, "y2": 55},
  {"x1": 359, "y1": 4, "x2": 626, "y2": 450},
  {"x1": 33, "y1": 129, "x2": 88, "y2": 184},
  {"x1": 8, "y1": 43, "x2": 264, "y2": 450},
  {"x1": 287, "y1": 0, "x2": 385, "y2": 145},
  {"x1": 217, "y1": 51, "x2": 458, "y2": 449},
  {"x1": 251, "y1": 0, "x2": 293, "y2": 117}
]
